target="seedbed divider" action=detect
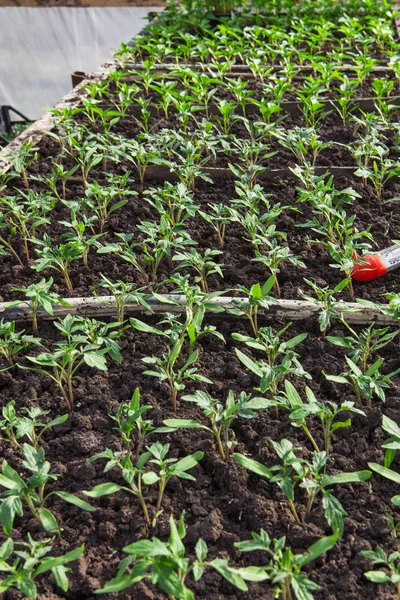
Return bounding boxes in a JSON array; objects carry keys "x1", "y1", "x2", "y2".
[{"x1": 0, "y1": 295, "x2": 396, "y2": 326}]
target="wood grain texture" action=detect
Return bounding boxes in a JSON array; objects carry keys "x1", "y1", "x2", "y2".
[
  {"x1": 0, "y1": 296, "x2": 395, "y2": 325},
  {"x1": 0, "y1": 0, "x2": 165, "y2": 6}
]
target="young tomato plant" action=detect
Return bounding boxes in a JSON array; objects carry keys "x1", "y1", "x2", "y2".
[
  {"x1": 0, "y1": 444, "x2": 94, "y2": 534},
  {"x1": 24, "y1": 315, "x2": 121, "y2": 410},
  {"x1": 229, "y1": 276, "x2": 276, "y2": 337},
  {"x1": 111, "y1": 388, "x2": 167, "y2": 457},
  {"x1": 144, "y1": 442, "x2": 203, "y2": 515},
  {"x1": 234, "y1": 323, "x2": 310, "y2": 415},
  {"x1": 84, "y1": 449, "x2": 157, "y2": 526},
  {"x1": 234, "y1": 529, "x2": 337, "y2": 600},
  {"x1": 164, "y1": 389, "x2": 270, "y2": 461},
  {"x1": 32, "y1": 233, "x2": 85, "y2": 295},
  {"x1": 252, "y1": 240, "x2": 306, "y2": 297},
  {"x1": 0, "y1": 320, "x2": 42, "y2": 370},
  {"x1": 0, "y1": 400, "x2": 68, "y2": 450},
  {"x1": 96, "y1": 511, "x2": 254, "y2": 598},
  {"x1": 5, "y1": 278, "x2": 71, "y2": 334},
  {"x1": 361, "y1": 547, "x2": 400, "y2": 598},
  {"x1": 141, "y1": 335, "x2": 212, "y2": 411},
  {"x1": 0, "y1": 536, "x2": 84, "y2": 600},
  {"x1": 269, "y1": 380, "x2": 365, "y2": 453},
  {"x1": 173, "y1": 247, "x2": 224, "y2": 293},
  {"x1": 326, "y1": 321, "x2": 397, "y2": 373},
  {"x1": 91, "y1": 274, "x2": 153, "y2": 323},
  {"x1": 235, "y1": 440, "x2": 370, "y2": 535},
  {"x1": 324, "y1": 357, "x2": 400, "y2": 409},
  {"x1": 299, "y1": 278, "x2": 350, "y2": 339}
]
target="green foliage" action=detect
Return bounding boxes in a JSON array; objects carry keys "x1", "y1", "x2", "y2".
[
  {"x1": 0, "y1": 444, "x2": 94, "y2": 535},
  {"x1": 165, "y1": 389, "x2": 270, "y2": 460},
  {"x1": 0, "y1": 535, "x2": 84, "y2": 599}
]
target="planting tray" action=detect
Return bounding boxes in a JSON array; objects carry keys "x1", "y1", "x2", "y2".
[
  {"x1": 0, "y1": 61, "x2": 398, "y2": 328},
  {"x1": 0, "y1": 294, "x2": 396, "y2": 326},
  {"x1": 2, "y1": 7, "x2": 400, "y2": 600}
]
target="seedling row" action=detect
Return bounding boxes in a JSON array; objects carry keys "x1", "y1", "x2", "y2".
[{"x1": 2, "y1": 0, "x2": 400, "y2": 598}]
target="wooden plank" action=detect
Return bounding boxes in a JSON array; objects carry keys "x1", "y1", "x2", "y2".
[
  {"x1": 0, "y1": 0, "x2": 165, "y2": 6},
  {"x1": 0, "y1": 295, "x2": 395, "y2": 325}
]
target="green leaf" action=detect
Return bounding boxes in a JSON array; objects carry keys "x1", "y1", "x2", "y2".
[
  {"x1": 52, "y1": 565, "x2": 69, "y2": 592},
  {"x1": 95, "y1": 562, "x2": 149, "y2": 593},
  {"x1": 172, "y1": 451, "x2": 204, "y2": 473},
  {"x1": 19, "y1": 578, "x2": 37, "y2": 599},
  {"x1": 34, "y1": 545, "x2": 84, "y2": 576},
  {"x1": 83, "y1": 352, "x2": 108, "y2": 370},
  {"x1": 233, "y1": 453, "x2": 272, "y2": 479},
  {"x1": 129, "y1": 318, "x2": 165, "y2": 336},
  {"x1": 368, "y1": 463, "x2": 400, "y2": 485},
  {"x1": 142, "y1": 472, "x2": 159, "y2": 485},
  {"x1": 323, "y1": 470, "x2": 371, "y2": 486},
  {"x1": 284, "y1": 333, "x2": 307, "y2": 349},
  {"x1": 300, "y1": 533, "x2": 338, "y2": 567},
  {"x1": 163, "y1": 419, "x2": 205, "y2": 430},
  {"x1": 382, "y1": 415, "x2": 400, "y2": 439},
  {"x1": 53, "y1": 491, "x2": 96, "y2": 512},
  {"x1": 44, "y1": 414, "x2": 69, "y2": 430},
  {"x1": 0, "y1": 496, "x2": 19, "y2": 535},
  {"x1": 364, "y1": 570, "x2": 391, "y2": 583},
  {"x1": 83, "y1": 482, "x2": 124, "y2": 497},
  {"x1": 284, "y1": 380, "x2": 302, "y2": 407},
  {"x1": 37, "y1": 507, "x2": 59, "y2": 533},
  {"x1": 195, "y1": 538, "x2": 208, "y2": 562},
  {"x1": 235, "y1": 349, "x2": 263, "y2": 377},
  {"x1": 210, "y1": 558, "x2": 249, "y2": 592}
]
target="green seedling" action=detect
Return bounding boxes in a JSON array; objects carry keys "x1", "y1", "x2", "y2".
[
  {"x1": 267, "y1": 380, "x2": 365, "y2": 453},
  {"x1": 235, "y1": 440, "x2": 370, "y2": 535},
  {"x1": 324, "y1": 356, "x2": 400, "y2": 408},
  {"x1": 235, "y1": 529, "x2": 337, "y2": 600},
  {"x1": 0, "y1": 444, "x2": 94, "y2": 535},
  {"x1": 0, "y1": 191, "x2": 53, "y2": 263},
  {"x1": 198, "y1": 203, "x2": 231, "y2": 248},
  {"x1": 327, "y1": 321, "x2": 397, "y2": 373},
  {"x1": 361, "y1": 546, "x2": 400, "y2": 597},
  {"x1": 32, "y1": 233, "x2": 85, "y2": 295},
  {"x1": 234, "y1": 323, "x2": 310, "y2": 415},
  {"x1": 253, "y1": 240, "x2": 305, "y2": 297},
  {"x1": 142, "y1": 338, "x2": 212, "y2": 411},
  {"x1": 111, "y1": 388, "x2": 166, "y2": 457},
  {"x1": 25, "y1": 315, "x2": 121, "y2": 410},
  {"x1": 91, "y1": 274, "x2": 153, "y2": 322},
  {"x1": 4, "y1": 278, "x2": 71, "y2": 334},
  {"x1": 95, "y1": 511, "x2": 256, "y2": 598},
  {"x1": 164, "y1": 389, "x2": 270, "y2": 461},
  {"x1": 3, "y1": 138, "x2": 38, "y2": 189},
  {"x1": 0, "y1": 535, "x2": 84, "y2": 599},
  {"x1": 0, "y1": 320, "x2": 41, "y2": 369},
  {"x1": 145, "y1": 442, "x2": 203, "y2": 515},
  {"x1": 229, "y1": 276, "x2": 276, "y2": 337},
  {"x1": 0, "y1": 400, "x2": 68, "y2": 449},
  {"x1": 173, "y1": 247, "x2": 224, "y2": 293},
  {"x1": 299, "y1": 278, "x2": 350, "y2": 339}
]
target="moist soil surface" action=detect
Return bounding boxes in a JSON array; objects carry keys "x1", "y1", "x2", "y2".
[
  {"x1": 3, "y1": 143, "x2": 400, "y2": 305},
  {"x1": 1, "y1": 316, "x2": 400, "y2": 599}
]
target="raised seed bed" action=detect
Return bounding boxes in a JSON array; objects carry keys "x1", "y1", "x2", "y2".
[{"x1": 2, "y1": 1, "x2": 400, "y2": 600}]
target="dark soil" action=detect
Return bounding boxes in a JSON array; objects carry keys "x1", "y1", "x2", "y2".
[
  {"x1": 3, "y1": 149, "x2": 400, "y2": 304},
  {"x1": 106, "y1": 73, "x2": 400, "y2": 104},
  {"x1": 1, "y1": 315, "x2": 400, "y2": 599}
]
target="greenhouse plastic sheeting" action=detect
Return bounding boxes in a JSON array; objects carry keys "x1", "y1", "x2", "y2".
[{"x1": 0, "y1": 7, "x2": 163, "y2": 120}]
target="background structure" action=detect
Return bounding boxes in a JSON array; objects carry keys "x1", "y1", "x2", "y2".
[{"x1": 0, "y1": 5, "x2": 163, "y2": 120}]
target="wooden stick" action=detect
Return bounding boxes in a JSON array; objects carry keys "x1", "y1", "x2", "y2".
[{"x1": 0, "y1": 295, "x2": 395, "y2": 325}]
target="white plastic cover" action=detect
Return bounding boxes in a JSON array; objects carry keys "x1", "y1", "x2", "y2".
[{"x1": 0, "y1": 6, "x2": 163, "y2": 120}]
